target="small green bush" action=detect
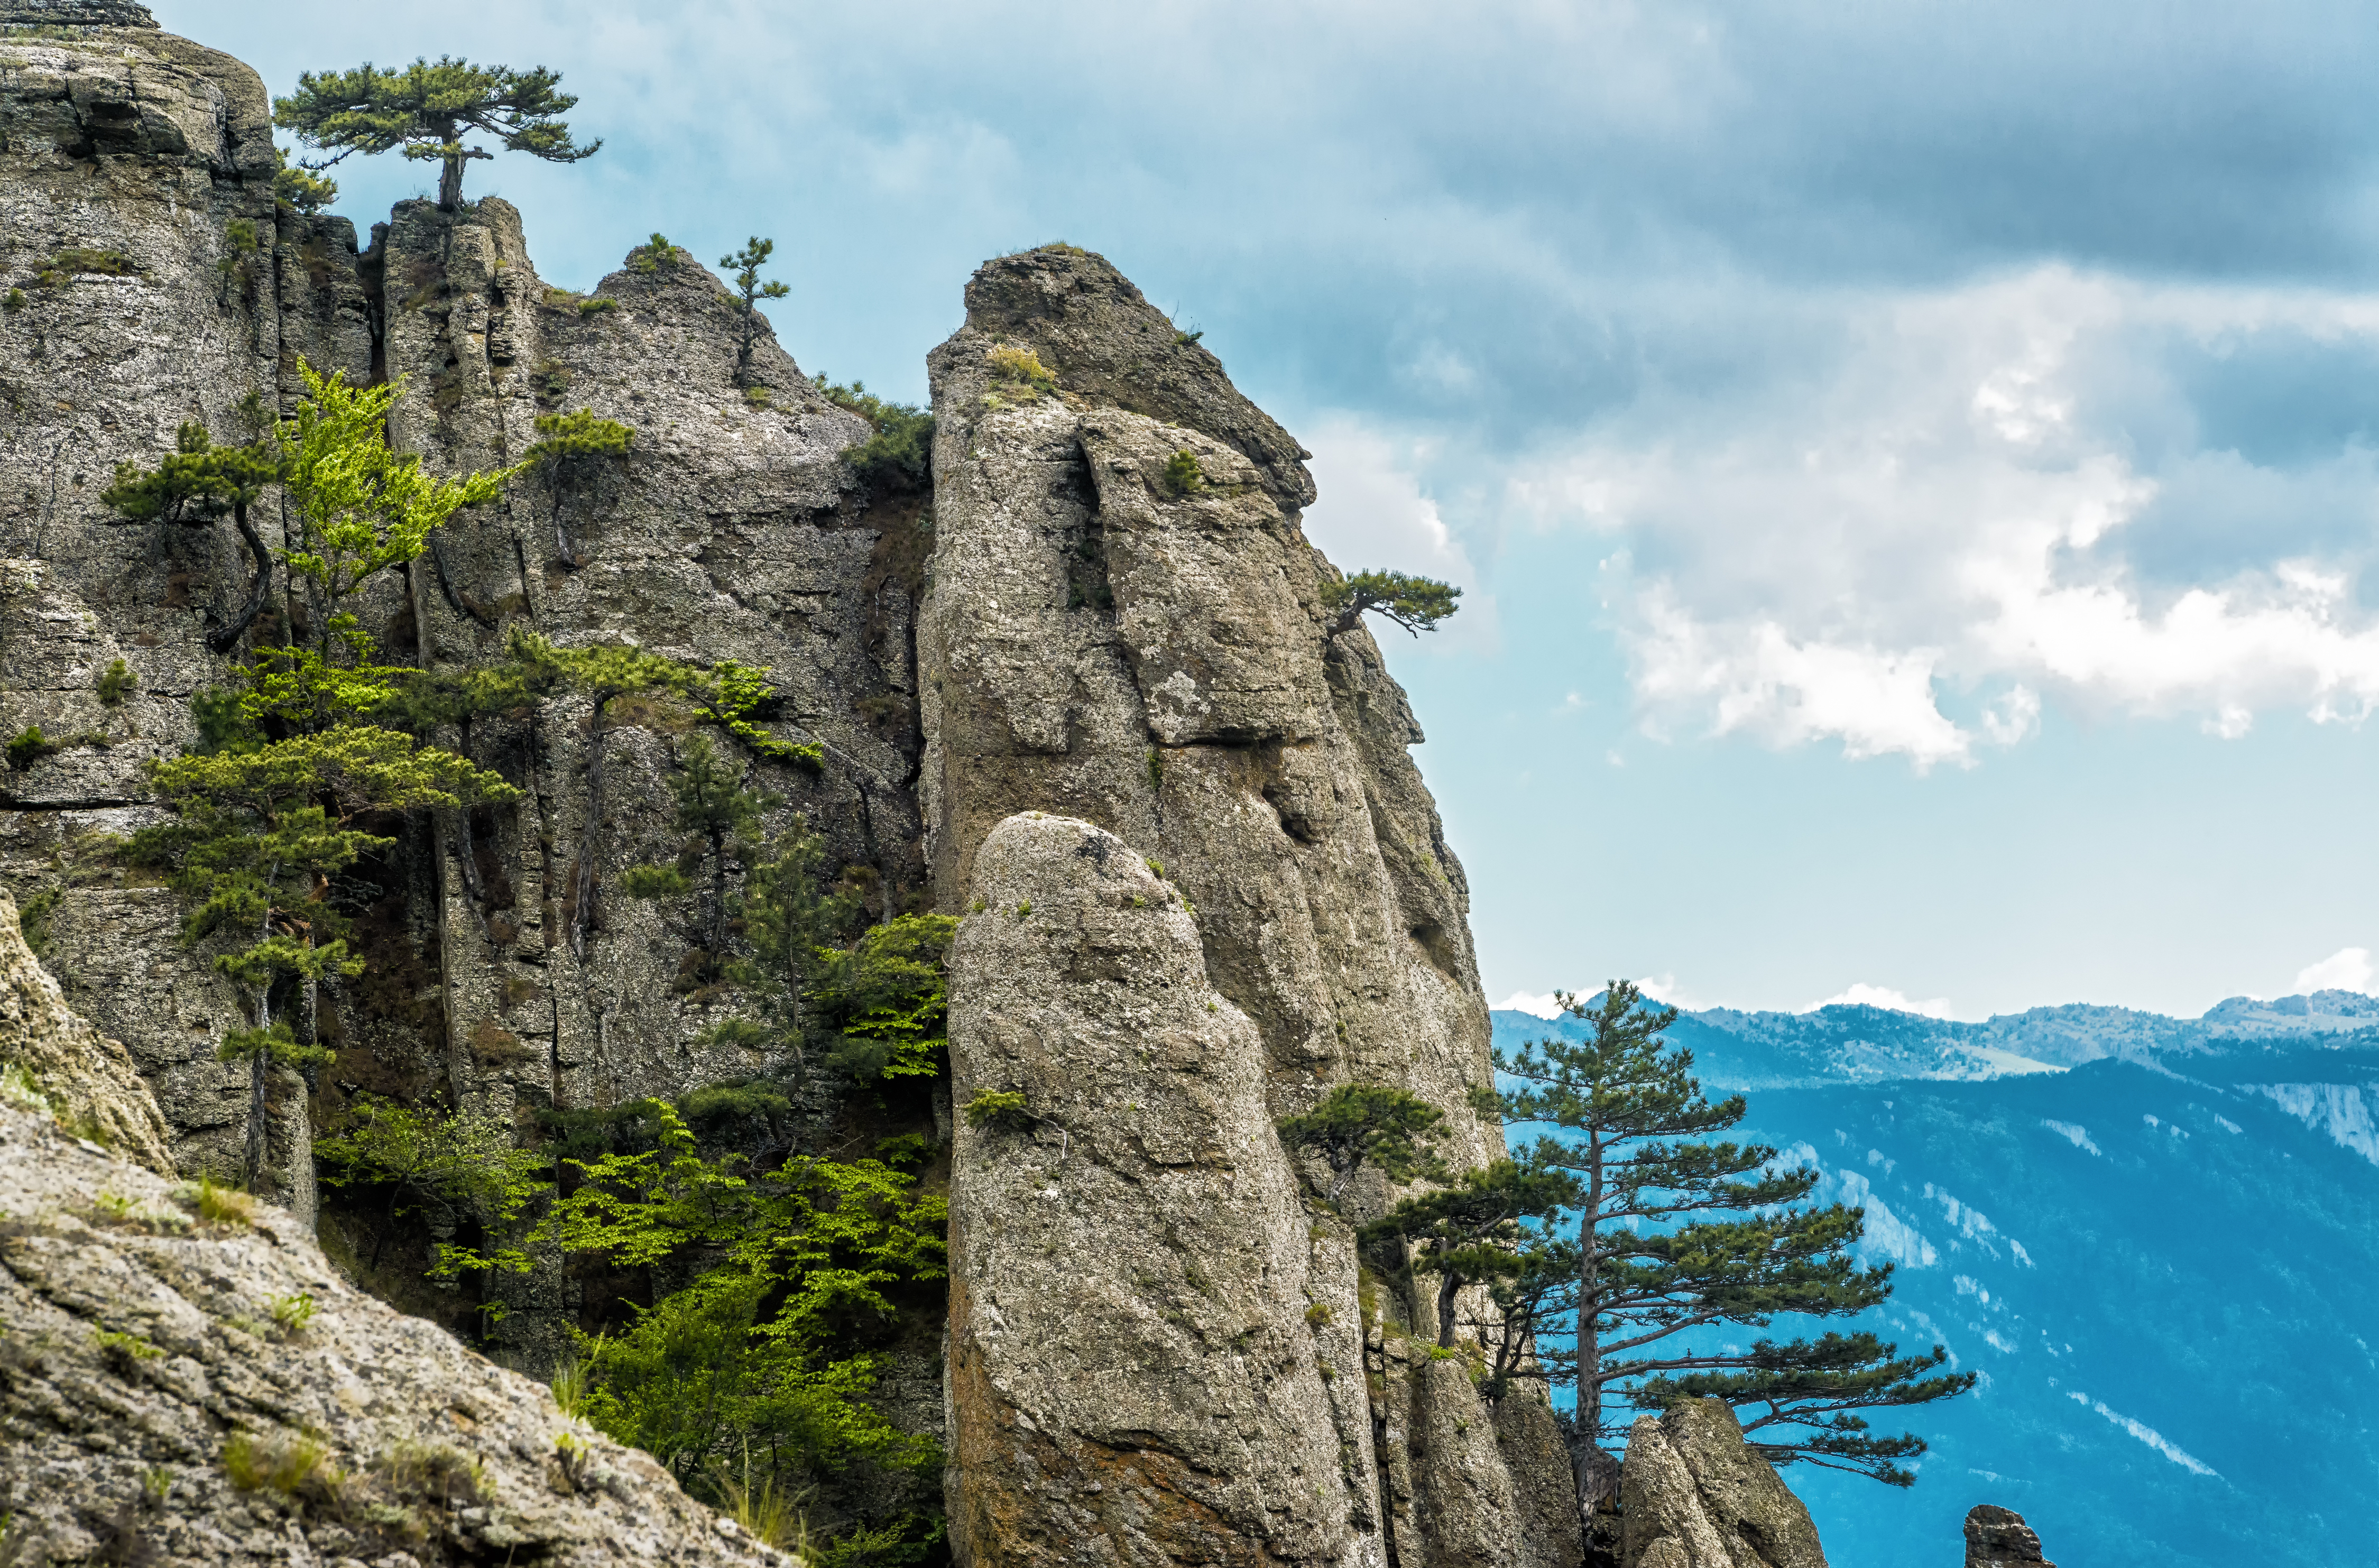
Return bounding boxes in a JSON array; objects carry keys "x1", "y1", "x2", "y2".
[
  {"x1": 629, "y1": 232, "x2": 679, "y2": 274},
  {"x1": 96, "y1": 658, "x2": 134, "y2": 706},
  {"x1": 94, "y1": 1328, "x2": 164, "y2": 1373},
  {"x1": 269, "y1": 1291, "x2": 318, "y2": 1338},
  {"x1": 2, "y1": 289, "x2": 24, "y2": 314},
  {"x1": 814, "y1": 376, "x2": 934, "y2": 491},
  {"x1": 984, "y1": 342, "x2": 1057, "y2": 401},
  {"x1": 578, "y1": 295, "x2": 618, "y2": 316},
  {"x1": 963, "y1": 1089, "x2": 1032, "y2": 1132},
  {"x1": 1161, "y1": 448, "x2": 1204, "y2": 497},
  {"x1": 6, "y1": 726, "x2": 55, "y2": 771}
]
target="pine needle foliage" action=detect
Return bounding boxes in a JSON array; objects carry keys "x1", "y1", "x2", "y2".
[
  {"x1": 1321, "y1": 568, "x2": 1461, "y2": 639},
  {"x1": 1490, "y1": 980, "x2": 1977, "y2": 1493},
  {"x1": 273, "y1": 56, "x2": 600, "y2": 209},
  {"x1": 814, "y1": 377, "x2": 934, "y2": 493},
  {"x1": 1277, "y1": 1083, "x2": 1451, "y2": 1201},
  {"x1": 102, "y1": 420, "x2": 283, "y2": 653},
  {"x1": 720, "y1": 237, "x2": 791, "y2": 388}
]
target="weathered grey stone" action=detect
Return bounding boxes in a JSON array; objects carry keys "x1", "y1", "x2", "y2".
[
  {"x1": 945, "y1": 811, "x2": 1372, "y2": 1568},
  {"x1": 0, "y1": 886, "x2": 170, "y2": 1169},
  {"x1": 0, "y1": 1100, "x2": 788, "y2": 1565},
  {"x1": 1965, "y1": 1505, "x2": 2053, "y2": 1567},
  {"x1": 925, "y1": 246, "x2": 1574, "y2": 1568},
  {"x1": 1620, "y1": 1399, "x2": 1828, "y2": 1568},
  {"x1": 1, "y1": 0, "x2": 157, "y2": 27}
]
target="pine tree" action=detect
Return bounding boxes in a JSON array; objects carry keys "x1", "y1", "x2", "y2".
[
  {"x1": 102, "y1": 421, "x2": 282, "y2": 653},
  {"x1": 1361, "y1": 1160, "x2": 1580, "y2": 1348},
  {"x1": 1277, "y1": 1083, "x2": 1452, "y2": 1201},
  {"x1": 126, "y1": 357, "x2": 520, "y2": 1193},
  {"x1": 273, "y1": 57, "x2": 599, "y2": 210},
  {"x1": 622, "y1": 732, "x2": 772, "y2": 959},
  {"x1": 719, "y1": 237, "x2": 790, "y2": 389},
  {"x1": 1321, "y1": 568, "x2": 1461, "y2": 639},
  {"x1": 522, "y1": 409, "x2": 633, "y2": 568},
  {"x1": 1492, "y1": 981, "x2": 1976, "y2": 1508}
]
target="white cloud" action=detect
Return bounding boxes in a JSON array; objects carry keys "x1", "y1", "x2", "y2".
[
  {"x1": 1815, "y1": 983, "x2": 1954, "y2": 1019},
  {"x1": 1302, "y1": 416, "x2": 1498, "y2": 655},
  {"x1": 2294, "y1": 946, "x2": 2373, "y2": 994},
  {"x1": 2066, "y1": 1392, "x2": 2220, "y2": 1478},
  {"x1": 1635, "y1": 973, "x2": 1719, "y2": 1011},
  {"x1": 1495, "y1": 992, "x2": 1567, "y2": 1019},
  {"x1": 1515, "y1": 266, "x2": 2379, "y2": 765}
]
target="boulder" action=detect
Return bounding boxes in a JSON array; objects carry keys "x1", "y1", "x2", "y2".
[
  {"x1": 1966, "y1": 1505, "x2": 2054, "y2": 1567},
  {"x1": 1620, "y1": 1398, "x2": 1827, "y2": 1568}
]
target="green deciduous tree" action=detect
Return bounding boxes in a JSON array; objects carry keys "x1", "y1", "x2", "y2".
[
  {"x1": 813, "y1": 377, "x2": 934, "y2": 493},
  {"x1": 273, "y1": 57, "x2": 600, "y2": 210},
  {"x1": 720, "y1": 237, "x2": 790, "y2": 388},
  {"x1": 315, "y1": 1095, "x2": 547, "y2": 1272},
  {"x1": 1322, "y1": 568, "x2": 1462, "y2": 639},
  {"x1": 1492, "y1": 981, "x2": 1976, "y2": 1506},
  {"x1": 810, "y1": 915, "x2": 959, "y2": 1084},
  {"x1": 543, "y1": 1101, "x2": 945, "y2": 1498},
  {"x1": 103, "y1": 421, "x2": 283, "y2": 654},
  {"x1": 1277, "y1": 1083, "x2": 1452, "y2": 1201}
]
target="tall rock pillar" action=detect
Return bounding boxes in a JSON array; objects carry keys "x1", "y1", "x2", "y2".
[{"x1": 923, "y1": 247, "x2": 1579, "y2": 1568}]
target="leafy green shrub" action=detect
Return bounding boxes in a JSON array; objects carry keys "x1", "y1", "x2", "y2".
[
  {"x1": 2, "y1": 289, "x2": 24, "y2": 313},
  {"x1": 963, "y1": 1089, "x2": 1031, "y2": 1133},
  {"x1": 743, "y1": 384, "x2": 772, "y2": 407},
  {"x1": 96, "y1": 658, "x2": 135, "y2": 706},
  {"x1": 982, "y1": 343, "x2": 1057, "y2": 405},
  {"x1": 814, "y1": 377, "x2": 934, "y2": 492},
  {"x1": 269, "y1": 1291, "x2": 318, "y2": 1338},
  {"x1": 579, "y1": 295, "x2": 618, "y2": 316},
  {"x1": 5, "y1": 726, "x2": 55, "y2": 771}
]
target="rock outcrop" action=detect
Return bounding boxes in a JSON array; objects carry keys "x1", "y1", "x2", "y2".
[
  {"x1": 1965, "y1": 1505, "x2": 2054, "y2": 1568},
  {"x1": 946, "y1": 813, "x2": 1368, "y2": 1568},
  {"x1": 0, "y1": 1099, "x2": 788, "y2": 1565},
  {"x1": 4, "y1": 6, "x2": 1585, "y2": 1560},
  {"x1": 927, "y1": 248, "x2": 1576, "y2": 1568},
  {"x1": 1619, "y1": 1399, "x2": 1828, "y2": 1568},
  {"x1": 0, "y1": 888, "x2": 170, "y2": 1170}
]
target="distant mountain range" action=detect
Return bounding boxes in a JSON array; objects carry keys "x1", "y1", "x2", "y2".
[
  {"x1": 1502, "y1": 987, "x2": 2379, "y2": 1088},
  {"x1": 1490, "y1": 993, "x2": 2379, "y2": 1568}
]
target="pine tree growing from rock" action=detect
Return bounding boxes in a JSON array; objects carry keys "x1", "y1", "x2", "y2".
[
  {"x1": 273, "y1": 57, "x2": 600, "y2": 210},
  {"x1": 720, "y1": 237, "x2": 790, "y2": 389},
  {"x1": 1490, "y1": 980, "x2": 1976, "y2": 1513}
]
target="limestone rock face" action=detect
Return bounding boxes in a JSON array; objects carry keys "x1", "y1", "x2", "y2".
[
  {"x1": 0, "y1": 1101, "x2": 786, "y2": 1566},
  {"x1": 0, "y1": 888, "x2": 170, "y2": 1170},
  {"x1": 926, "y1": 247, "x2": 1575, "y2": 1568},
  {"x1": 1965, "y1": 1505, "x2": 2053, "y2": 1567},
  {"x1": 0, "y1": 16, "x2": 327, "y2": 1186},
  {"x1": 945, "y1": 812, "x2": 1371, "y2": 1568},
  {"x1": 1620, "y1": 1399, "x2": 1828, "y2": 1568}
]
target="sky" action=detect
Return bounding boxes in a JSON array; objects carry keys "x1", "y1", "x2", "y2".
[{"x1": 164, "y1": 0, "x2": 2379, "y2": 1021}]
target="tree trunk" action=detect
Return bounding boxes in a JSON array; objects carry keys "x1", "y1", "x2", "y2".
[
  {"x1": 1436, "y1": 1266, "x2": 1461, "y2": 1349},
  {"x1": 439, "y1": 152, "x2": 465, "y2": 210},
  {"x1": 574, "y1": 694, "x2": 610, "y2": 961},
  {"x1": 709, "y1": 827, "x2": 728, "y2": 956},
  {"x1": 208, "y1": 500, "x2": 273, "y2": 654}
]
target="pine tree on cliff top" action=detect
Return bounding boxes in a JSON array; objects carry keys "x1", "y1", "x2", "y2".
[
  {"x1": 273, "y1": 57, "x2": 599, "y2": 210},
  {"x1": 1490, "y1": 981, "x2": 1975, "y2": 1507}
]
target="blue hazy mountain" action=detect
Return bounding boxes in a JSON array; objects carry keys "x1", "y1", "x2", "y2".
[{"x1": 1490, "y1": 999, "x2": 2379, "y2": 1568}]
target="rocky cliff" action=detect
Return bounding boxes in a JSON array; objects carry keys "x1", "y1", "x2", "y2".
[
  {"x1": 926, "y1": 250, "x2": 1579, "y2": 1568},
  {"x1": 2, "y1": 5, "x2": 1579, "y2": 1564}
]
